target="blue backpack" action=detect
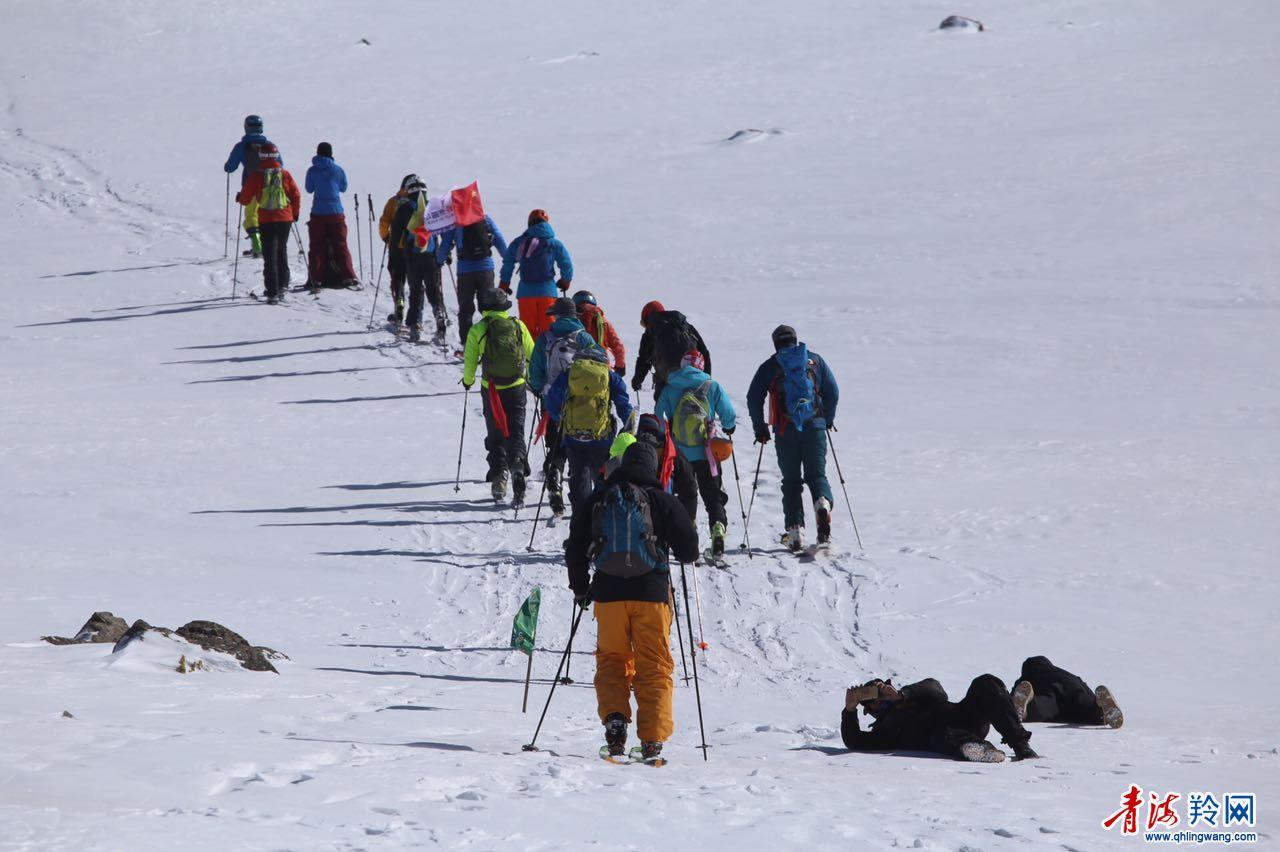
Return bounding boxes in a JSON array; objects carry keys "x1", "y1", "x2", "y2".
[
  {"x1": 517, "y1": 236, "x2": 555, "y2": 282},
  {"x1": 775, "y1": 343, "x2": 818, "y2": 431},
  {"x1": 590, "y1": 483, "x2": 665, "y2": 577}
]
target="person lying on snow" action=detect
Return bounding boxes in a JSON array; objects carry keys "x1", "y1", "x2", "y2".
[
  {"x1": 1010, "y1": 655, "x2": 1123, "y2": 728},
  {"x1": 841, "y1": 673, "x2": 1038, "y2": 763}
]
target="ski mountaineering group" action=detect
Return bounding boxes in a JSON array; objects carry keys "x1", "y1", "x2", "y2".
[{"x1": 224, "y1": 116, "x2": 1127, "y2": 766}]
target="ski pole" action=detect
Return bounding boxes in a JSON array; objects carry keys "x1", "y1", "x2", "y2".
[
  {"x1": 454, "y1": 386, "x2": 470, "y2": 492},
  {"x1": 560, "y1": 599, "x2": 575, "y2": 685},
  {"x1": 231, "y1": 223, "x2": 242, "y2": 299},
  {"x1": 740, "y1": 442, "x2": 764, "y2": 550},
  {"x1": 729, "y1": 443, "x2": 751, "y2": 559},
  {"x1": 366, "y1": 193, "x2": 375, "y2": 289},
  {"x1": 827, "y1": 431, "x2": 864, "y2": 551},
  {"x1": 223, "y1": 173, "x2": 231, "y2": 258},
  {"x1": 526, "y1": 400, "x2": 540, "y2": 461},
  {"x1": 292, "y1": 221, "x2": 306, "y2": 260},
  {"x1": 691, "y1": 558, "x2": 707, "y2": 651},
  {"x1": 368, "y1": 238, "x2": 388, "y2": 329},
  {"x1": 354, "y1": 194, "x2": 364, "y2": 281},
  {"x1": 525, "y1": 474, "x2": 547, "y2": 552},
  {"x1": 679, "y1": 565, "x2": 709, "y2": 761},
  {"x1": 671, "y1": 581, "x2": 690, "y2": 685},
  {"x1": 522, "y1": 603, "x2": 587, "y2": 753}
]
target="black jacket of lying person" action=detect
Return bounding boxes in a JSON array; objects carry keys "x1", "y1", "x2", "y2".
[
  {"x1": 841, "y1": 674, "x2": 1038, "y2": 763},
  {"x1": 1010, "y1": 655, "x2": 1124, "y2": 729}
]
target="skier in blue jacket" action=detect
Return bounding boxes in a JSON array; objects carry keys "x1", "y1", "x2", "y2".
[
  {"x1": 302, "y1": 142, "x2": 359, "y2": 288},
  {"x1": 223, "y1": 115, "x2": 280, "y2": 258},
  {"x1": 746, "y1": 324, "x2": 840, "y2": 552},
  {"x1": 499, "y1": 209, "x2": 573, "y2": 340},
  {"x1": 530, "y1": 298, "x2": 599, "y2": 517},
  {"x1": 655, "y1": 350, "x2": 737, "y2": 557},
  {"x1": 438, "y1": 215, "x2": 508, "y2": 347}
]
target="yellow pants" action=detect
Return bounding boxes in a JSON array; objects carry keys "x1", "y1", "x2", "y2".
[
  {"x1": 242, "y1": 197, "x2": 260, "y2": 231},
  {"x1": 594, "y1": 600, "x2": 674, "y2": 743}
]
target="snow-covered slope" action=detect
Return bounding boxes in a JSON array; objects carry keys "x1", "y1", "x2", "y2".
[{"x1": 2, "y1": 1, "x2": 1277, "y2": 849}]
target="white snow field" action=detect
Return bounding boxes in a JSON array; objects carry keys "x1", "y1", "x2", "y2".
[{"x1": 2, "y1": 0, "x2": 1277, "y2": 849}]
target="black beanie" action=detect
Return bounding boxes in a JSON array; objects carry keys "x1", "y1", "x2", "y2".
[
  {"x1": 317, "y1": 141, "x2": 333, "y2": 157},
  {"x1": 772, "y1": 324, "x2": 798, "y2": 350}
]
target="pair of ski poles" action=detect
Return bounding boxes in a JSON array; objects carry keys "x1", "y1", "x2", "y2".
[
  {"x1": 739, "y1": 431, "x2": 863, "y2": 552},
  {"x1": 522, "y1": 562, "x2": 710, "y2": 762}
]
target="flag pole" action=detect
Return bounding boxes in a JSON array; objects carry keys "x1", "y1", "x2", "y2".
[{"x1": 522, "y1": 651, "x2": 534, "y2": 713}]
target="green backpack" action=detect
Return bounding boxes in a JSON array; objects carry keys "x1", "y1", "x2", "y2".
[
  {"x1": 481, "y1": 315, "x2": 526, "y2": 384},
  {"x1": 671, "y1": 380, "x2": 712, "y2": 448},
  {"x1": 259, "y1": 168, "x2": 289, "y2": 211},
  {"x1": 563, "y1": 357, "x2": 612, "y2": 440}
]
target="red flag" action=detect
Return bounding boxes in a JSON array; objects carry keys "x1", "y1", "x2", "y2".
[
  {"x1": 533, "y1": 411, "x2": 550, "y2": 445},
  {"x1": 451, "y1": 181, "x2": 485, "y2": 227},
  {"x1": 487, "y1": 381, "x2": 509, "y2": 439}
]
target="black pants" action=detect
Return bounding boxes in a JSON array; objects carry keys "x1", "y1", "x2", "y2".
[
  {"x1": 456, "y1": 269, "x2": 493, "y2": 346},
  {"x1": 928, "y1": 674, "x2": 1031, "y2": 758},
  {"x1": 482, "y1": 384, "x2": 528, "y2": 481},
  {"x1": 1015, "y1": 656, "x2": 1104, "y2": 725},
  {"x1": 388, "y1": 248, "x2": 406, "y2": 317},
  {"x1": 260, "y1": 221, "x2": 292, "y2": 297},
  {"x1": 405, "y1": 252, "x2": 444, "y2": 330},
  {"x1": 541, "y1": 415, "x2": 567, "y2": 497},
  {"x1": 673, "y1": 456, "x2": 728, "y2": 528},
  {"x1": 565, "y1": 441, "x2": 610, "y2": 510}
]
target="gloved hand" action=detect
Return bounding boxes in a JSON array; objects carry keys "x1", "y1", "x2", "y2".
[
  {"x1": 615, "y1": 363, "x2": 627, "y2": 378},
  {"x1": 573, "y1": 590, "x2": 591, "y2": 610},
  {"x1": 444, "y1": 254, "x2": 453, "y2": 266},
  {"x1": 234, "y1": 191, "x2": 244, "y2": 204},
  {"x1": 828, "y1": 423, "x2": 837, "y2": 432},
  {"x1": 499, "y1": 281, "x2": 512, "y2": 294},
  {"x1": 557, "y1": 278, "x2": 571, "y2": 292},
  {"x1": 631, "y1": 375, "x2": 644, "y2": 393},
  {"x1": 725, "y1": 426, "x2": 735, "y2": 436},
  {"x1": 755, "y1": 426, "x2": 771, "y2": 445},
  {"x1": 461, "y1": 378, "x2": 474, "y2": 390}
]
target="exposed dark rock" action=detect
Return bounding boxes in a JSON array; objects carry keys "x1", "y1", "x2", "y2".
[
  {"x1": 175, "y1": 620, "x2": 285, "y2": 673},
  {"x1": 43, "y1": 611, "x2": 130, "y2": 646},
  {"x1": 939, "y1": 15, "x2": 985, "y2": 32},
  {"x1": 112, "y1": 619, "x2": 170, "y2": 653},
  {"x1": 723, "y1": 128, "x2": 784, "y2": 145},
  {"x1": 46, "y1": 614, "x2": 284, "y2": 673}
]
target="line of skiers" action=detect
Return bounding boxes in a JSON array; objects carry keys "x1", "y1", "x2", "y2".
[{"x1": 224, "y1": 114, "x2": 1124, "y2": 765}]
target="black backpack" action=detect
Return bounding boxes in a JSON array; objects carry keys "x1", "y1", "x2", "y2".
[
  {"x1": 654, "y1": 312, "x2": 699, "y2": 373},
  {"x1": 459, "y1": 219, "x2": 494, "y2": 261}
]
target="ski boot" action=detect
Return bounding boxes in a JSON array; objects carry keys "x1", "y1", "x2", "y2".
[
  {"x1": 342, "y1": 278, "x2": 362, "y2": 291},
  {"x1": 1007, "y1": 734, "x2": 1039, "y2": 762},
  {"x1": 491, "y1": 470, "x2": 509, "y2": 503},
  {"x1": 266, "y1": 293, "x2": 279, "y2": 305},
  {"x1": 511, "y1": 474, "x2": 526, "y2": 509},
  {"x1": 603, "y1": 713, "x2": 628, "y2": 758},
  {"x1": 637, "y1": 741, "x2": 663, "y2": 763},
  {"x1": 388, "y1": 299, "x2": 406, "y2": 326},
  {"x1": 549, "y1": 489, "x2": 565, "y2": 518},
  {"x1": 408, "y1": 325, "x2": 422, "y2": 344},
  {"x1": 782, "y1": 525, "x2": 804, "y2": 553},
  {"x1": 960, "y1": 741, "x2": 1006, "y2": 763},
  {"x1": 244, "y1": 228, "x2": 263, "y2": 258},
  {"x1": 815, "y1": 497, "x2": 832, "y2": 544},
  {"x1": 433, "y1": 307, "x2": 449, "y2": 345},
  {"x1": 710, "y1": 522, "x2": 726, "y2": 557},
  {"x1": 1094, "y1": 685, "x2": 1123, "y2": 729},
  {"x1": 1010, "y1": 680, "x2": 1034, "y2": 722}
]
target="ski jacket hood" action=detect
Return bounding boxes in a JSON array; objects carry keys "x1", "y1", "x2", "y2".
[{"x1": 304, "y1": 156, "x2": 347, "y2": 215}]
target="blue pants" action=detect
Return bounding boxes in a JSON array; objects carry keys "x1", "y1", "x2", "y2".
[
  {"x1": 774, "y1": 427, "x2": 832, "y2": 528},
  {"x1": 565, "y1": 441, "x2": 610, "y2": 510}
]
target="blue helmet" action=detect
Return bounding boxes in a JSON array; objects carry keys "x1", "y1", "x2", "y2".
[
  {"x1": 571, "y1": 290, "x2": 596, "y2": 307},
  {"x1": 244, "y1": 114, "x2": 264, "y2": 134}
]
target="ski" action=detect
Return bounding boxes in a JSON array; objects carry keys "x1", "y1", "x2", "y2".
[
  {"x1": 700, "y1": 549, "x2": 729, "y2": 569},
  {"x1": 627, "y1": 746, "x2": 667, "y2": 767}
]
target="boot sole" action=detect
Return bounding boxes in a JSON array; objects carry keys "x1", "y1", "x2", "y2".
[
  {"x1": 1010, "y1": 681, "x2": 1035, "y2": 723},
  {"x1": 1095, "y1": 685, "x2": 1123, "y2": 729},
  {"x1": 961, "y1": 742, "x2": 1006, "y2": 763}
]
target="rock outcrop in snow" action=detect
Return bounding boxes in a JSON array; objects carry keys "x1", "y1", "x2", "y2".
[
  {"x1": 939, "y1": 15, "x2": 985, "y2": 32},
  {"x1": 45, "y1": 613, "x2": 285, "y2": 672}
]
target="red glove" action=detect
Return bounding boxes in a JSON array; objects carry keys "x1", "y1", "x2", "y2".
[
  {"x1": 557, "y1": 279, "x2": 571, "y2": 292},
  {"x1": 499, "y1": 281, "x2": 512, "y2": 294},
  {"x1": 234, "y1": 191, "x2": 244, "y2": 204}
]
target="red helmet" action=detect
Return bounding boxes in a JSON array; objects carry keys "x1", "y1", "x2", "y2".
[
  {"x1": 258, "y1": 142, "x2": 281, "y2": 168},
  {"x1": 640, "y1": 300, "x2": 665, "y2": 327}
]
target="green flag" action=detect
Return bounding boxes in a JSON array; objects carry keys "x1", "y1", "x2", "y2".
[{"x1": 511, "y1": 587, "x2": 541, "y2": 657}]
